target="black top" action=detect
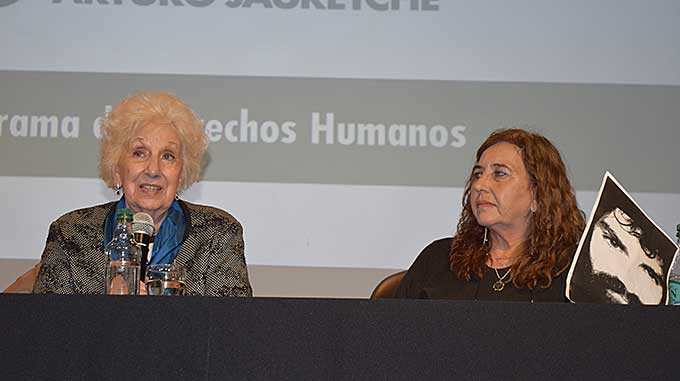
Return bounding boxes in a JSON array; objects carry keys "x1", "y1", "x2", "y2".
[{"x1": 395, "y1": 237, "x2": 568, "y2": 303}]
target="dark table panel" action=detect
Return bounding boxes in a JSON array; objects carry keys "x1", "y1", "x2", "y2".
[{"x1": 1, "y1": 295, "x2": 678, "y2": 380}]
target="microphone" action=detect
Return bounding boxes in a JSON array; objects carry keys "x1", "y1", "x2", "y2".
[{"x1": 133, "y1": 212, "x2": 154, "y2": 281}]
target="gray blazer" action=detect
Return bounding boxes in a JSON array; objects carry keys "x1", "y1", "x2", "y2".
[{"x1": 33, "y1": 200, "x2": 252, "y2": 297}]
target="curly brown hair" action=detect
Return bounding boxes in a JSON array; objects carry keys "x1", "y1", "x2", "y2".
[{"x1": 450, "y1": 128, "x2": 585, "y2": 289}]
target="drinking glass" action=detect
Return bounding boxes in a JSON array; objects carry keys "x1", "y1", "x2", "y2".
[{"x1": 145, "y1": 264, "x2": 186, "y2": 296}]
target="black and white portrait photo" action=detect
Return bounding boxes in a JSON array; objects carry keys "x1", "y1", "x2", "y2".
[{"x1": 567, "y1": 173, "x2": 678, "y2": 305}]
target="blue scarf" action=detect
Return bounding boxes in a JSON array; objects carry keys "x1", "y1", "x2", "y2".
[{"x1": 104, "y1": 198, "x2": 186, "y2": 265}]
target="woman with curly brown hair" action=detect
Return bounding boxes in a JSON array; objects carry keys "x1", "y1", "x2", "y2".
[{"x1": 396, "y1": 128, "x2": 585, "y2": 302}]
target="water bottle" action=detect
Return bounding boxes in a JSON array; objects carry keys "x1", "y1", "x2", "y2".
[
  {"x1": 105, "y1": 208, "x2": 141, "y2": 295},
  {"x1": 670, "y1": 224, "x2": 680, "y2": 305}
]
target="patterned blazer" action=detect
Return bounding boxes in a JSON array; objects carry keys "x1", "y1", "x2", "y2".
[{"x1": 33, "y1": 200, "x2": 252, "y2": 297}]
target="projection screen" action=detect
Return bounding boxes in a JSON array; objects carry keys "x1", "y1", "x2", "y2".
[{"x1": 1, "y1": 1, "x2": 679, "y2": 294}]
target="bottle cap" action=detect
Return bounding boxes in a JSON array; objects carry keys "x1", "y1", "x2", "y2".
[{"x1": 116, "y1": 208, "x2": 134, "y2": 219}]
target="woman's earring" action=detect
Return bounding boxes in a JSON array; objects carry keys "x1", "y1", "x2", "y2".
[
  {"x1": 174, "y1": 193, "x2": 180, "y2": 201},
  {"x1": 483, "y1": 227, "x2": 488, "y2": 245},
  {"x1": 114, "y1": 184, "x2": 123, "y2": 197}
]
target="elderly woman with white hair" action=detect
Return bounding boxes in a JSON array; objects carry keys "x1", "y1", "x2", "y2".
[{"x1": 33, "y1": 92, "x2": 252, "y2": 297}]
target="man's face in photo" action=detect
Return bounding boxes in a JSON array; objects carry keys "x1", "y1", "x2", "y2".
[{"x1": 589, "y1": 208, "x2": 664, "y2": 304}]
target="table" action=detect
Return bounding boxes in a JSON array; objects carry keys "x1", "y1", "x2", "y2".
[{"x1": 1, "y1": 294, "x2": 677, "y2": 379}]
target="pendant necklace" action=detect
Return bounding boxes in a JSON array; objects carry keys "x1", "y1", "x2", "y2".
[{"x1": 492, "y1": 267, "x2": 511, "y2": 292}]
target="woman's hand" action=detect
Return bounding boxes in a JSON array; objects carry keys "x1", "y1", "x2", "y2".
[{"x1": 138, "y1": 281, "x2": 147, "y2": 295}]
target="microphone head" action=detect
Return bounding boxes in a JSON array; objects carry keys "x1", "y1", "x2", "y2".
[{"x1": 132, "y1": 212, "x2": 154, "y2": 237}]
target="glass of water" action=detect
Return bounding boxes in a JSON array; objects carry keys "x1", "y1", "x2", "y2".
[{"x1": 145, "y1": 264, "x2": 186, "y2": 296}]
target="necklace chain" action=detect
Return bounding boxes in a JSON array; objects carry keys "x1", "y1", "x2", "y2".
[{"x1": 492, "y1": 267, "x2": 511, "y2": 292}]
